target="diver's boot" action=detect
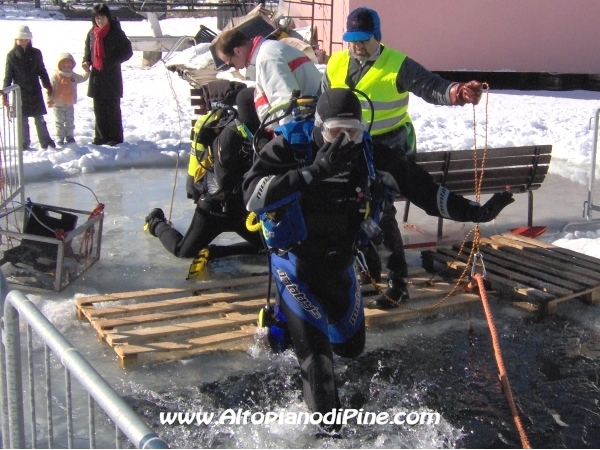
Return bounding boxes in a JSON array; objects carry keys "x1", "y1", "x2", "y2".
[
  {"x1": 144, "y1": 208, "x2": 166, "y2": 236},
  {"x1": 368, "y1": 277, "x2": 409, "y2": 309}
]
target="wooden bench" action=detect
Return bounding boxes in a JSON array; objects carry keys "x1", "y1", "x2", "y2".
[{"x1": 402, "y1": 145, "x2": 552, "y2": 236}]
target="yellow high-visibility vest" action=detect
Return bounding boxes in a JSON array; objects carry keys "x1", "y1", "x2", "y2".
[{"x1": 326, "y1": 47, "x2": 410, "y2": 136}]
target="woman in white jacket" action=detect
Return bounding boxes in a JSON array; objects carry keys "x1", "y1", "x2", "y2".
[{"x1": 47, "y1": 52, "x2": 89, "y2": 145}]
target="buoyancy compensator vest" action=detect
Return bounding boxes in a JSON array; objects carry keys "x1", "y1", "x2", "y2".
[
  {"x1": 186, "y1": 105, "x2": 249, "y2": 203},
  {"x1": 254, "y1": 119, "x2": 317, "y2": 250}
]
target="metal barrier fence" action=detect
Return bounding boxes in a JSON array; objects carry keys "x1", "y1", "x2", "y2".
[
  {"x1": 0, "y1": 85, "x2": 25, "y2": 211},
  {"x1": 0, "y1": 278, "x2": 168, "y2": 448}
]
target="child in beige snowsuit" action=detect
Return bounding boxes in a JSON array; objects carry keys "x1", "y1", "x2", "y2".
[{"x1": 47, "y1": 53, "x2": 89, "y2": 145}]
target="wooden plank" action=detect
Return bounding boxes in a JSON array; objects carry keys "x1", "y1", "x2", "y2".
[
  {"x1": 365, "y1": 293, "x2": 480, "y2": 327},
  {"x1": 77, "y1": 287, "x2": 194, "y2": 306},
  {"x1": 488, "y1": 235, "x2": 600, "y2": 272},
  {"x1": 179, "y1": 68, "x2": 219, "y2": 89},
  {"x1": 435, "y1": 247, "x2": 573, "y2": 296},
  {"x1": 446, "y1": 145, "x2": 552, "y2": 160},
  {"x1": 548, "y1": 284, "x2": 600, "y2": 308},
  {"x1": 499, "y1": 233, "x2": 600, "y2": 266},
  {"x1": 438, "y1": 245, "x2": 582, "y2": 293},
  {"x1": 421, "y1": 249, "x2": 556, "y2": 304},
  {"x1": 419, "y1": 154, "x2": 551, "y2": 173},
  {"x1": 80, "y1": 287, "x2": 267, "y2": 319},
  {"x1": 419, "y1": 155, "x2": 552, "y2": 178},
  {"x1": 105, "y1": 313, "x2": 258, "y2": 344},
  {"x1": 95, "y1": 298, "x2": 266, "y2": 330},
  {"x1": 444, "y1": 167, "x2": 548, "y2": 184},
  {"x1": 76, "y1": 275, "x2": 269, "y2": 306},
  {"x1": 462, "y1": 242, "x2": 599, "y2": 288},
  {"x1": 114, "y1": 328, "x2": 255, "y2": 357},
  {"x1": 480, "y1": 238, "x2": 600, "y2": 283},
  {"x1": 414, "y1": 145, "x2": 552, "y2": 163}
]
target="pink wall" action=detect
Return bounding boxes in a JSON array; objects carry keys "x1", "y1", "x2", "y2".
[{"x1": 288, "y1": 0, "x2": 600, "y2": 73}]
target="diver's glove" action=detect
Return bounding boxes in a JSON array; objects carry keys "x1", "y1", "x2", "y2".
[
  {"x1": 442, "y1": 189, "x2": 514, "y2": 223},
  {"x1": 144, "y1": 208, "x2": 166, "y2": 236},
  {"x1": 302, "y1": 134, "x2": 361, "y2": 184},
  {"x1": 468, "y1": 191, "x2": 514, "y2": 223}
]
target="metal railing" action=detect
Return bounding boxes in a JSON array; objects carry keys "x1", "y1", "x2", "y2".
[
  {"x1": 0, "y1": 279, "x2": 168, "y2": 448},
  {"x1": 0, "y1": 85, "x2": 25, "y2": 211},
  {"x1": 584, "y1": 107, "x2": 600, "y2": 220}
]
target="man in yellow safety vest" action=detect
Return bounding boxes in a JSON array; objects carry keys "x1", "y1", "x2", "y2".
[{"x1": 323, "y1": 6, "x2": 483, "y2": 308}]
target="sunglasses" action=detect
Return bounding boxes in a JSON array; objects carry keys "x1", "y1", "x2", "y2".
[{"x1": 225, "y1": 53, "x2": 235, "y2": 69}]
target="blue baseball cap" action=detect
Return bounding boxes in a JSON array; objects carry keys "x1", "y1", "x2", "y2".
[{"x1": 342, "y1": 7, "x2": 382, "y2": 42}]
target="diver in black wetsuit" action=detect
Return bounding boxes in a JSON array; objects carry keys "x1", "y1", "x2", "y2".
[
  {"x1": 145, "y1": 88, "x2": 264, "y2": 261},
  {"x1": 242, "y1": 88, "x2": 513, "y2": 425}
]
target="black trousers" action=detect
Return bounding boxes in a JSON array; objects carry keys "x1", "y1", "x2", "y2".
[
  {"x1": 371, "y1": 127, "x2": 414, "y2": 281},
  {"x1": 378, "y1": 201, "x2": 409, "y2": 279},
  {"x1": 92, "y1": 96, "x2": 123, "y2": 144},
  {"x1": 154, "y1": 198, "x2": 263, "y2": 258}
]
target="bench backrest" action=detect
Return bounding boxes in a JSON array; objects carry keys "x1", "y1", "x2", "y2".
[{"x1": 415, "y1": 145, "x2": 552, "y2": 194}]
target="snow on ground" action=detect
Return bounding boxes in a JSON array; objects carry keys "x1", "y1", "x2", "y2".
[{"x1": 2, "y1": 6, "x2": 600, "y2": 255}]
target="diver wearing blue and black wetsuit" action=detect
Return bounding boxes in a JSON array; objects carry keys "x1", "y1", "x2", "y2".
[{"x1": 242, "y1": 88, "x2": 513, "y2": 423}]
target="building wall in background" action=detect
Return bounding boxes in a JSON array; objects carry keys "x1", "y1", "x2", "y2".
[{"x1": 284, "y1": 0, "x2": 600, "y2": 74}]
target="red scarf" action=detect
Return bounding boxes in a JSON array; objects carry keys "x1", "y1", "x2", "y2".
[{"x1": 93, "y1": 22, "x2": 110, "y2": 70}]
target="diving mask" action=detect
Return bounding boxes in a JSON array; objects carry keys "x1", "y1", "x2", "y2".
[{"x1": 321, "y1": 118, "x2": 365, "y2": 146}]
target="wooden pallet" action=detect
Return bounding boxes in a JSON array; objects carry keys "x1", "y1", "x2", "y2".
[
  {"x1": 76, "y1": 267, "x2": 481, "y2": 366},
  {"x1": 422, "y1": 233, "x2": 600, "y2": 315},
  {"x1": 76, "y1": 275, "x2": 270, "y2": 367}
]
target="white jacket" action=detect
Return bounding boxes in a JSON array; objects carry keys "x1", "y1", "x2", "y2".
[{"x1": 246, "y1": 38, "x2": 321, "y2": 127}]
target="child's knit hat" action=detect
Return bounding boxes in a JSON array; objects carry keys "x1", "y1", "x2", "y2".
[
  {"x1": 15, "y1": 25, "x2": 32, "y2": 40},
  {"x1": 57, "y1": 53, "x2": 76, "y2": 69}
]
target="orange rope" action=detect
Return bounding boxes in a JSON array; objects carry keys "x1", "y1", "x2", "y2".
[
  {"x1": 472, "y1": 273, "x2": 531, "y2": 449},
  {"x1": 469, "y1": 84, "x2": 530, "y2": 448}
]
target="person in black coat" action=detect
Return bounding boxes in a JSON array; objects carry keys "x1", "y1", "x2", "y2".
[
  {"x1": 3, "y1": 25, "x2": 55, "y2": 150},
  {"x1": 82, "y1": 4, "x2": 132, "y2": 146}
]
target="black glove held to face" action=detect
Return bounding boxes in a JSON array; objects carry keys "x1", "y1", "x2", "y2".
[
  {"x1": 305, "y1": 134, "x2": 361, "y2": 181},
  {"x1": 469, "y1": 191, "x2": 514, "y2": 223}
]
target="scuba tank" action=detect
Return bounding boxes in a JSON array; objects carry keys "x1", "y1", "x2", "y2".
[{"x1": 186, "y1": 105, "x2": 239, "y2": 201}]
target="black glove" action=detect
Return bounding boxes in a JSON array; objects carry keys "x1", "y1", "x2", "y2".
[
  {"x1": 469, "y1": 191, "x2": 514, "y2": 222},
  {"x1": 145, "y1": 208, "x2": 166, "y2": 236},
  {"x1": 304, "y1": 134, "x2": 361, "y2": 182}
]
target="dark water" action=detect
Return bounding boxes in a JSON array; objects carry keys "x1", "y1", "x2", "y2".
[{"x1": 124, "y1": 299, "x2": 600, "y2": 449}]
